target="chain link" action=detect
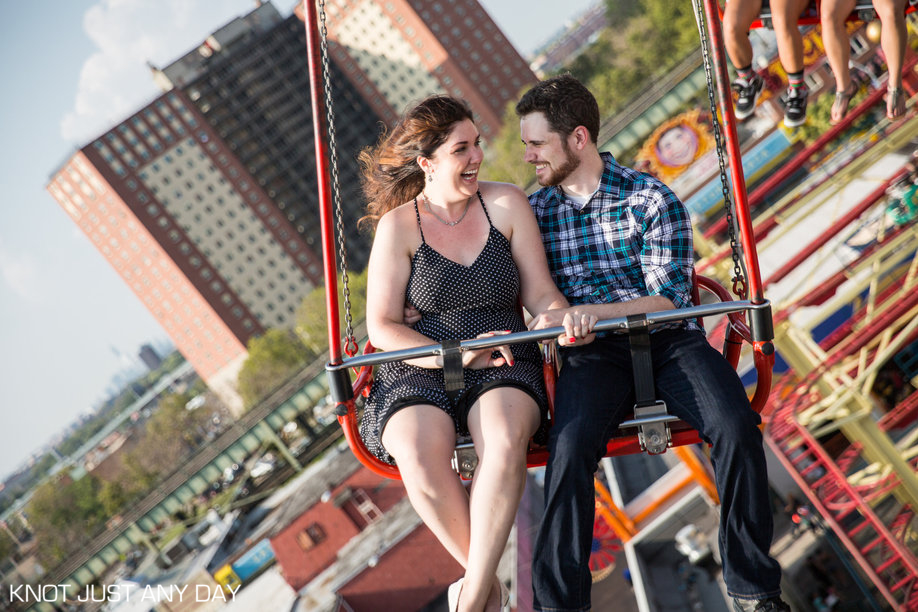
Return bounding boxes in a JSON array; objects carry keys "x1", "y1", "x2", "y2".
[
  {"x1": 691, "y1": 0, "x2": 747, "y2": 299},
  {"x1": 317, "y1": 0, "x2": 358, "y2": 356}
]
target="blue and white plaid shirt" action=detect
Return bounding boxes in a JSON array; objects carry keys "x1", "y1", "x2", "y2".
[{"x1": 529, "y1": 152, "x2": 699, "y2": 331}]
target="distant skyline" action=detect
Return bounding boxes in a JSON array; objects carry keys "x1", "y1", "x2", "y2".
[{"x1": 0, "y1": 0, "x2": 598, "y2": 480}]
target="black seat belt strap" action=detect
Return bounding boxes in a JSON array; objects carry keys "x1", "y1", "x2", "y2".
[
  {"x1": 627, "y1": 314, "x2": 656, "y2": 406},
  {"x1": 441, "y1": 339, "x2": 464, "y2": 403}
]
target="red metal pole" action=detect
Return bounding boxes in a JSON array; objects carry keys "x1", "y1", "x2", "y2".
[
  {"x1": 303, "y1": 1, "x2": 343, "y2": 364},
  {"x1": 702, "y1": 0, "x2": 765, "y2": 303}
]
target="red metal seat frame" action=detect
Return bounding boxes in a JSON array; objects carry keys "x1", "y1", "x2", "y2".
[{"x1": 336, "y1": 274, "x2": 775, "y2": 479}]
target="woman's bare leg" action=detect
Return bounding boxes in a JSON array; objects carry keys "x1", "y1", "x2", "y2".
[
  {"x1": 383, "y1": 405, "x2": 472, "y2": 566},
  {"x1": 822, "y1": 0, "x2": 859, "y2": 92},
  {"x1": 458, "y1": 388, "x2": 540, "y2": 612}
]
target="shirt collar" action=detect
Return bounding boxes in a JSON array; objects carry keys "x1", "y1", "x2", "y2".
[
  {"x1": 557, "y1": 152, "x2": 619, "y2": 212},
  {"x1": 597, "y1": 151, "x2": 620, "y2": 196}
]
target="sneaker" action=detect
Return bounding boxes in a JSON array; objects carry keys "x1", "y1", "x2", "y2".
[
  {"x1": 732, "y1": 74, "x2": 764, "y2": 120},
  {"x1": 732, "y1": 596, "x2": 792, "y2": 612},
  {"x1": 782, "y1": 87, "x2": 808, "y2": 128}
]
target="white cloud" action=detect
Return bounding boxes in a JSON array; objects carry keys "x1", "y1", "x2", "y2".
[
  {"x1": 60, "y1": 0, "x2": 261, "y2": 144},
  {"x1": 0, "y1": 241, "x2": 40, "y2": 302}
]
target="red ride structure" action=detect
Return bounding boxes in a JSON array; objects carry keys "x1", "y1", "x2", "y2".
[{"x1": 304, "y1": 0, "x2": 775, "y2": 480}]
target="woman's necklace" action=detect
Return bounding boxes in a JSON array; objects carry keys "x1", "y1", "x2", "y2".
[{"x1": 423, "y1": 192, "x2": 471, "y2": 227}]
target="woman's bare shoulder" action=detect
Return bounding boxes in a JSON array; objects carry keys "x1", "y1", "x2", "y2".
[
  {"x1": 479, "y1": 180, "x2": 527, "y2": 202},
  {"x1": 479, "y1": 181, "x2": 532, "y2": 219},
  {"x1": 374, "y1": 200, "x2": 420, "y2": 249}
]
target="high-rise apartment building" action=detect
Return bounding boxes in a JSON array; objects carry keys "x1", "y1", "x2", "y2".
[
  {"x1": 48, "y1": 91, "x2": 316, "y2": 414},
  {"x1": 47, "y1": 2, "x2": 382, "y2": 413},
  {"x1": 313, "y1": 0, "x2": 537, "y2": 141},
  {"x1": 152, "y1": 1, "x2": 383, "y2": 266},
  {"x1": 47, "y1": 1, "x2": 531, "y2": 412}
]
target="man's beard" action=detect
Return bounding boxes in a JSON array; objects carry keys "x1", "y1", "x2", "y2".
[{"x1": 538, "y1": 142, "x2": 580, "y2": 186}]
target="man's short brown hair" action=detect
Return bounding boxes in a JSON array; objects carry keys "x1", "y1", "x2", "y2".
[{"x1": 516, "y1": 74, "x2": 600, "y2": 143}]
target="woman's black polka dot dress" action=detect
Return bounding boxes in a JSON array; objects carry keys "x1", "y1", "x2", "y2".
[{"x1": 360, "y1": 192, "x2": 548, "y2": 465}]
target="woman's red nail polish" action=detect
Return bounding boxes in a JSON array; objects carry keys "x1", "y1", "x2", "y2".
[{"x1": 569, "y1": 337, "x2": 576, "y2": 342}]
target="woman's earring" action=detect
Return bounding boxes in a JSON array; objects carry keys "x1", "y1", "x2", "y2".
[{"x1": 426, "y1": 173, "x2": 433, "y2": 183}]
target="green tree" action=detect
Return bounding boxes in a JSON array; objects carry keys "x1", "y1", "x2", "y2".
[
  {"x1": 27, "y1": 454, "x2": 57, "y2": 481},
  {"x1": 153, "y1": 392, "x2": 212, "y2": 450},
  {"x1": 124, "y1": 391, "x2": 214, "y2": 480},
  {"x1": 28, "y1": 476, "x2": 108, "y2": 566},
  {"x1": 120, "y1": 452, "x2": 160, "y2": 492},
  {"x1": 604, "y1": 0, "x2": 641, "y2": 21},
  {"x1": 237, "y1": 329, "x2": 312, "y2": 409},
  {"x1": 480, "y1": 101, "x2": 536, "y2": 187},
  {"x1": 116, "y1": 391, "x2": 215, "y2": 491},
  {"x1": 98, "y1": 480, "x2": 130, "y2": 517},
  {"x1": 295, "y1": 268, "x2": 369, "y2": 355},
  {"x1": 0, "y1": 527, "x2": 16, "y2": 564}
]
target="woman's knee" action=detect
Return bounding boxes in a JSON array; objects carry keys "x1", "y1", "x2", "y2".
[
  {"x1": 722, "y1": 13, "x2": 748, "y2": 43},
  {"x1": 474, "y1": 415, "x2": 538, "y2": 466},
  {"x1": 388, "y1": 441, "x2": 455, "y2": 493},
  {"x1": 469, "y1": 388, "x2": 541, "y2": 440},
  {"x1": 723, "y1": 0, "x2": 759, "y2": 34},
  {"x1": 382, "y1": 406, "x2": 455, "y2": 467},
  {"x1": 823, "y1": 0, "x2": 858, "y2": 25},
  {"x1": 873, "y1": 0, "x2": 906, "y2": 24}
]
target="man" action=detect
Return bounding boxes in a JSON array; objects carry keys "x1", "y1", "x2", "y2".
[
  {"x1": 723, "y1": 0, "x2": 810, "y2": 127},
  {"x1": 517, "y1": 74, "x2": 789, "y2": 612}
]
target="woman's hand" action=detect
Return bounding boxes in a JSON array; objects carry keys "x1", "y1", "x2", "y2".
[
  {"x1": 558, "y1": 310, "x2": 598, "y2": 346},
  {"x1": 403, "y1": 303, "x2": 421, "y2": 326},
  {"x1": 528, "y1": 308, "x2": 598, "y2": 346},
  {"x1": 461, "y1": 331, "x2": 515, "y2": 369}
]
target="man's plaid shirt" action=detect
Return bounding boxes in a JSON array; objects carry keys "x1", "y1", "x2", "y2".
[{"x1": 529, "y1": 152, "x2": 699, "y2": 331}]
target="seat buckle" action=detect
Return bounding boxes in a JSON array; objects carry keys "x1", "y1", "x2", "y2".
[
  {"x1": 451, "y1": 442, "x2": 478, "y2": 480},
  {"x1": 619, "y1": 401, "x2": 678, "y2": 455}
]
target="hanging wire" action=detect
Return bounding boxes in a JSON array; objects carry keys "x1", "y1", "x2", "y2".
[
  {"x1": 691, "y1": 0, "x2": 749, "y2": 299},
  {"x1": 317, "y1": 0, "x2": 358, "y2": 357}
]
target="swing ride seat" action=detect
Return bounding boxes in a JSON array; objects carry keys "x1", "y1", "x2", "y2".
[
  {"x1": 528, "y1": 274, "x2": 774, "y2": 464},
  {"x1": 328, "y1": 273, "x2": 775, "y2": 480},
  {"x1": 307, "y1": 0, "x2": 776, "y2": 481},
  {"x1": 721, "y1": 0, "x2": 918, "y2": 29}
]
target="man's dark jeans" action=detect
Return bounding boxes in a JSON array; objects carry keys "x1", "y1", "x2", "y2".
[{"x1": 531, "y1": 329, "x2": 782, "y2": 612}]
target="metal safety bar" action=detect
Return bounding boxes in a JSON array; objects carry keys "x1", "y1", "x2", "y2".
[
  {"x1": 325, "y1": 300, "x2": 773, "y2": 405},
  {"x1": 327, "y1": 300, "x2": 771, "y2": 373}
]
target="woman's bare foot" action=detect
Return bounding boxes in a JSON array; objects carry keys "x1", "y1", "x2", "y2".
[
  {"x1": 830, "y1": 83, "x2": 856, "y2": 125},
  {"x1": 887, "y1": 87, "x2": 906, "y2": 121}
]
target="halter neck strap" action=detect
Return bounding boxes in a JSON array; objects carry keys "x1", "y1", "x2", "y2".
[
  {"x1": 476, "y1": 190, "x2": 493, "y2": 227},
  {"x1": 412, "y1": 197, "x2": 426, "y2": 244}
]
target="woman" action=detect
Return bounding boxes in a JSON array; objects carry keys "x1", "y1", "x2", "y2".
[
  {"x1": 822, "y1": 0, "x2": 908, "y2": 122},
  {"x1": 359, "y1": 95, "x2": 594, "y2": 612}
]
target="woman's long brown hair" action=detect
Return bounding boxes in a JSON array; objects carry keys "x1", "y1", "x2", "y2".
[{"x1": 359, "y1": 95, "x2": 474, "y2": 229}]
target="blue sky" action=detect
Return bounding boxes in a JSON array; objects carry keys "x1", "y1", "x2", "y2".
[{"x1": 0, "y1": 0, "x2": 597, "y2": 479}]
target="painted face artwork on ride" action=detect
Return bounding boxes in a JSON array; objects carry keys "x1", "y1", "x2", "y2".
[
  {"x1": 635, "y1": 109, "x2": 714, "y2": 183},
  {"x1": 656, "y1": 125, "x2": 698, "y2": 167}
]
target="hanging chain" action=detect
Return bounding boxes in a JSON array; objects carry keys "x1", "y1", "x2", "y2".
[
  {"x1": 691, "y1": 0, "x2": 748, "y2": 299},
  {"x1": 317, "y1": 0, "x2": 358, "y2": 356}
]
